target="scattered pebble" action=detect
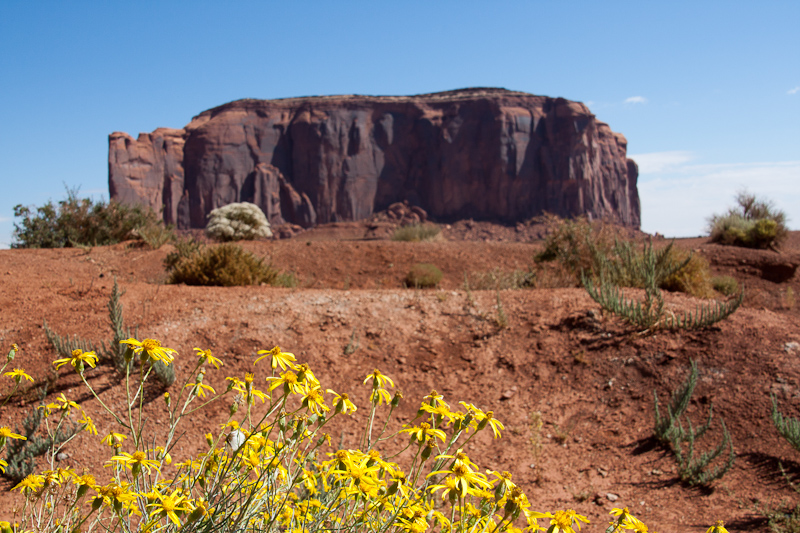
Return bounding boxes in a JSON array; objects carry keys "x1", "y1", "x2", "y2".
[
  {"x1": 606, "y1": 493, "x2": 619, "y2": 502},
  {"x1": 56, "y1": 452, "x2": 69, "y2": 462},
  {"x1": 785, "y1": 342, "x2": 800, "y2": 354}
]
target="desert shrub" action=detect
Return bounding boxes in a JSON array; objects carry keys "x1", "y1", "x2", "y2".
[
  {"x1": 167, "y1": 242, "x2": 279, "y2": 286},
  {"x1": 708, "y1": 190, "x2": 789, "y2": 249},
  {"x1": 582, "y1": 240, "x2": 743, "y2": 331},
  {"x1": 534, "y1": 214, "x2": 716, "y2": 297},
  {"x1": 712, "y1": 275, "x2": 740, "y2": 297},
  {"x1": 206, "y1": 202, "x2": 272, "y2": 241},
  {"x1": 660, "y1": 249, "x2": 716, "y2": 299},
  {"x1": 653, "y1": 360, "x2": 735, "y2": 486},
  {"x1": 12, "y1": 187, "x2": 168, "y2": 249},
  {"x1": 405, "y1": 262, "x2": 443, "y2": 288},
  {"x1": 131, "y1": 223, "x2": 176, "y2": 249},
  {"x1": 534, "y1": 214, "x2": 615, "y2": 279},
  {"x1": 391, "y1": 222, "x2": 442, "y2": 242}
]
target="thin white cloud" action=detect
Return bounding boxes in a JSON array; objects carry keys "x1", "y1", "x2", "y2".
[
  {"x1": 637, "y1": 160, "x2": 800, "y2": 237},
  {"x1": 788, "y1": 86, "x2": 800, "y2": 95},
  {"x1": 624, "y1": 96, "x2": 648, "y2": 104},
  {"x1": 629, "y1": 151, "x2": 695, "y2": 174}
]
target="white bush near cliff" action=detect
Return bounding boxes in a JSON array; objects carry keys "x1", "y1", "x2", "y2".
[{"x1": 206, "y1": 202, "x2": 273, "y2": 241}]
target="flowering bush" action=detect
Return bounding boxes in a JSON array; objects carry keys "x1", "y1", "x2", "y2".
[
  {"x1": 206, "y1": 202, "x2": 272, "y2": 242},
  {"x1": 0, "y1": 339, "x2": 730, "y2": 533}
]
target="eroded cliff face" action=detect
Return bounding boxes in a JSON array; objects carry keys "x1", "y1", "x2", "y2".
[{"x1": 108, "y1": 88, "x2": 640, "y2": 229}]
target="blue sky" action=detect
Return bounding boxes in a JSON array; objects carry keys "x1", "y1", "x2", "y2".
[{"x1": 1, "y1": 1, "x2": 798, "y2": 247}]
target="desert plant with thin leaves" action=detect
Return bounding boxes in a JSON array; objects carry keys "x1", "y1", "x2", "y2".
[{"x1": 653, "y1": 360, "x2": 735, "y2": 486}]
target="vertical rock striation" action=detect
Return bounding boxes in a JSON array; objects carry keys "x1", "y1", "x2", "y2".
[{"x1": 109, "y1": 88, "x2": 640, "y2": 229}]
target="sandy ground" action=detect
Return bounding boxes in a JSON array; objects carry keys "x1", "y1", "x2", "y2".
[{"x1": 1, "y1": 224, "x2": 799, "y2": 532}]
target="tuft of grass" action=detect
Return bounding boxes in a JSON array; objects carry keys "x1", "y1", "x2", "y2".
[
  {"x1": 12, "y1": 185, "x2": 168, "y2": 249},
  {"x1": 708, "y1": 189, "x2": 789, "y2": 249},
  {"x1": 712, "y1": 276, "x2": 740, "y2": 297},
  {"x1": 493, "y1": 290, "x2": 509, "y2": 329},
  {"x1": 391, "y1": 223, "x2": 442, "y2": 242},
  {"x1": 166, "y1": 243, "x2": 280, "y2": 287},
  {"x1": 405, "y1": 263, "x2": 443, "y2": 288}
]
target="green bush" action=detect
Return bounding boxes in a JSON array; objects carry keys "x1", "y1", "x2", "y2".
[
  {"x1": 206, "y1": 202, "x2": 272, "y2": 242},
  {"x1": 12, "y1": 187, "x2": 169, "y2": 249},
  {"x1": 166, "y1": 243, "x2": 281, "y2": 287},
  {"x1": 405, "y1": 263, "x2": 443, "y2": 288},
  {"x1": 660, "y1": 249, "x2": 716, "y2": 299},
  {"x1": 708, "y1": 190, "x2": 789, "y2": 249},
  {"x1": 391, "y1": 223, "x2": 442, "y2": 242},
  {"x1": 712, "y1": 276, "x2": 740, "y2": 297}
]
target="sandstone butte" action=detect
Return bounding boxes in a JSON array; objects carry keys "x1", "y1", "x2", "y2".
[{"x1": 108, "y1": 87, "x2": 640, "y2": 230}]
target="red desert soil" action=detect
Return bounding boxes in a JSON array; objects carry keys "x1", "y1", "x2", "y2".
[{"x1": 1, "y1": 223, "x2": 799, "y2": 532}]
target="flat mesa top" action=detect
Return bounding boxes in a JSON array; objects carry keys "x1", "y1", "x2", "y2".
[{"x1": 195, "y1": 88, "x2": 557, "y2": 118}]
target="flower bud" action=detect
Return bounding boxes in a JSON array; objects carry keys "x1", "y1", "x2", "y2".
[
  {"x1": 76, "y1": 484, "x2": 89, "y2": 500},
  {"x1": 7, "y1": 344, "x2": 18, "y2": 362},
  {"x1": 391, "y1": 391, "x2": 403, "y2": 408},
  {"x1": 229, "y1": 401, "x2": 239, "y2": 416},
  {"x1": 164, "y1": 392, "x2": 171, "y2": 407},
  {"x1": 206, "y1": 433, "x2": 214, "y2": 447}
]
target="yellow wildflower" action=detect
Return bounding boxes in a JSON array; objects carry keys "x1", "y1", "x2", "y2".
[
  {"x1": 185, "y1": 382, "x2": 216, "y2": 399},
  {"x1": 101, "y1": 432, "x2": 127, "y2": 447},
  {"x1": 52, "y1": 349, "x2": 98, "y2": 371},
  {"x1": 0, "y1": 427, "x2": 26, "y2": 442},
  {"x1": 120, "y1": 338, "x2": 177, "y2": 365},
  {"x1": 4, "y1": 368, "x2": 33, "y2": 383},
  {"x1": 193, "y1": 347, "x2": 222, "y2": 369},
  {"x1": 254, "y1": 346, "x2": 297, "y2": 370},
  {"x1": 401, "y1": 422, "x2": 446, "y2": 443},
  {"x1": 302, "y1": 386, "x2": 329, "y2": 416},
  {"x1": 706, "y1": 521, "x2": 728, "y2": 533},
  {"x1": 13, "y1": 474, "x2": 44, "y2": 494},
  {"x1": 328, "y1": 390, "x2": 357, "y2": 414},
  {"x1": 622, "y1": 515, "x2": 649, "y2": 533},
  {"x1": 109, "y1": 450, "x2": 161, "y2": 475},
  {"x1": 44, "y1": 393, "x2": 80, "y2": 415},
  {"x1": 148, "y1": 489, "x2": 191, "y2": 524},
  {"x1": 429, "y1": 463, "x2": 492, "y2": 499},
  {"x1": 267, "y1": 370, "x2": 305, "y2": 394},
  {"x1": 363, "y1": 369, "x2": 394, "y2": 389},
  {"x1": 78, "y1": 412, "x2": 98, "y2": 435}
]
